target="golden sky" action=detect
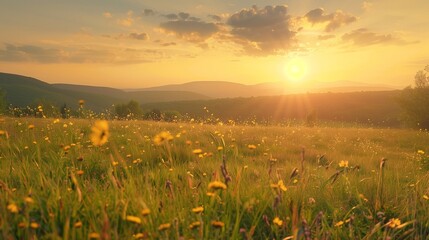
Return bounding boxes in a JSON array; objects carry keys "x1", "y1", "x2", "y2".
[{"x1": 0, "y1": 0, "x2": 428, "y2": 89}]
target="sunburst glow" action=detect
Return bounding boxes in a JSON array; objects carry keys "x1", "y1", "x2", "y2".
[{"x1": 284, "y1": 58, "x2": 307, "y2": 82}]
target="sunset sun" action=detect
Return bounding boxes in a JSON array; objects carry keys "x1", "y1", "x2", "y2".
[{"x1": 284, "y1": 58, "x2": 307, "y2": 82}]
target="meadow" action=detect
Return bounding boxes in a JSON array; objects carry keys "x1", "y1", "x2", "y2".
[{"x1": 0, "y1": 117, "x2": 428, "y2": 239}]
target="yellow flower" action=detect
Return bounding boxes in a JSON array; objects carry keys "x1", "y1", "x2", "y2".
[
  {"x1": 273, "y1": 217, "x2": 283, "y2": 227},
  {"x1": 141, "y1": 208, "x2": 151, "y2": 216},
  {"x1": 153, "y1": 131, "x2": 173, "y2": 145},
  {"x1": 417, "y1": 150, "x2": 425, "y2": 155},
  {"x1": 25, "y1": 197, "x2": 34, "y2": 204},
  {"x1": 270, "y1": 180, "x2": 287, "y2": 192},
  {"x1": 158, "y1": 223, "x2": 171, "y2": 231},
  {"x1": 206, "y1": 192, "x2": 216, "y2": 197},
  {"x1": 211, "y1": 221, "x2": 224, "y2": 228},
  {"x1": 388, "y1": 218, "x2": 401, "y2": 228},
  {"x1": 247, "y1": 144, "x2": 257, "y2": 150},
  {"x1": 423, "y1": 194, "x2": 429, "y2": 200},
  {"x1": 339, "y1": 160, "x2": 349, "y2": 168},
  {"x1": 133, "y1": 233, "x2": 147, "y2": 239},
  {"x1": 335, "y1": 221, "x2": 344, "y2": 227},
  {"x1": 90, "y1": 120, "x2": 109, "y2": 146},
  {"x1": 88, "y1": 232, "x2": 100, "y2": 239},
  {"x1": 79, "y1": 99, "x2": 85, "y2": 106},
  {"x1": 208, "y1": 181, "x2": 227, "y2": 190},
  {"x1": 28, "y1": 124, "x2": 35, "y2": 130},
  {"x1": 189, "y1": 221, "x2": 201, "y2": 229},
  {"x1": 30, "y1": 222, "x2": 39, "y2": 229},
  {"x1": 217, "y1": 146, "x2": 223, "y2": 151},
  {"x1": 74, "y1": 221, "x2": 83, "y2": 228},
  {"x1": 7, "y1": 203, "x2": 19, "y2": 213},
  {"x1": 0, "y1": 130, "x2": 6, "y2": 136},
  {"x1": 126, "y1": 216, "x2": 142, "y2": 224},
  {"x1": 192, "y1": 206, "x2": 204, "y2": 214},
  {"x1": 192, "y1": 149, "x2": 203, "y2": 154}
]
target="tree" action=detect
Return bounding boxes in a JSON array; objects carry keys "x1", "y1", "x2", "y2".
[
  {"x1": 114, "y1": 100, "x2": 142, "y2": 119},
  {"x1": 398, "y1": 65, "x2": 429, "y2": 129}
]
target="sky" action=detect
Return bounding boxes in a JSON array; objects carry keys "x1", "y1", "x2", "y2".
[{"x1": 0, "y1": 0, "x2": 428, "y2": 89}]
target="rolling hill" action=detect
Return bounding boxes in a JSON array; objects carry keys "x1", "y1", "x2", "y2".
[{"x1": 0, "y1": 72, "x2": 210, "y2": 110}]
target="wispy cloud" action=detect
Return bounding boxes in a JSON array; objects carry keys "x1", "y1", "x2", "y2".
[
  {"x1": 342, "y1": 28, "x2": 413, "y2": 46},
  {"x1": 305, "y1": 8, "x2": 357, "y2": 32}
]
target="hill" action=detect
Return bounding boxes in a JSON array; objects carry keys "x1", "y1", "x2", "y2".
[
  {"x1": 141, "y1": 91, "x2": 403, "y2": 127},
  {"x1": 0, "y1": 73, "x2": 210, "y2": 111},
  {"x1": 129, "y1": 80, "x2": 397, "y2": 98}
]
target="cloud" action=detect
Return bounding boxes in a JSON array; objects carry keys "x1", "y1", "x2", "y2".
[
  {"x1": 163, "y1": 13, "x2": 178, "y2": 20},
  {"x1": 160, "y1": 42, "x2": 177, "y2": 47},
  {"x1": 341, "y1": 28, "x2": 406, "y2": 46},
  {"x1": 159, "y1": 15, "x2": 219, "y2": 43},
  {"x1": 305, "y1": 8, "x2": 357, "y2": 32},
  {"x1": 362, "y1": 1, "x2": 373, "y2": 11},
  {"x1": 103, "y1": 12, "x2": 113, "y2": 19},
  {"x1": 143, "y1": 9, "x2": 155, "y2": 16},
  {"x1": 117, "y1": 11, "x2": 134, "y2": 27},
  {"x1": 208, "y1": 14, "x2": 222, "y2": 22},
  {"x1": 226, "y1": 5, "x2": 298, "y2": 55},
  {"x1": 0, "y1": 43, "x2": 164, "y2": 64},
  {"x1": 318, "y1": 34, "x2": 336, "y2": 40},
  {"x1": 128, "y1": 32, "x2": 149, "y2": 40}
]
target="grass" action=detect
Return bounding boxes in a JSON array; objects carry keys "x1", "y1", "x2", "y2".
[{"x1": 0, "y1": 117, "x2": 428, "y2": 239}]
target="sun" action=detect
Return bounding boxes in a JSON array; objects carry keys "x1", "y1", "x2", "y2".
[{"x1": 284, "y1": 58, "x2": 307, "y2": 82}]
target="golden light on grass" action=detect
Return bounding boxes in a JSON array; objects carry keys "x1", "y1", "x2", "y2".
[{"x1": 90, "y1": 120, "x2": 109, "y2": 146}]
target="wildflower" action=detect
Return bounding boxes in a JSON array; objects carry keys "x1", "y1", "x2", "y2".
[
  {"x1": 141, "y1": 208, "x2": 151, "y2": 216},
  {"x1": 79, "y1": 100, "x2": 85, "y2": 106},
  {"x1": 90, "y1": 120, "x2": 109, "y2": 146},
  {"x1": 423, "y1": 194, "x2": 429, "y2": 200},
  {"x1": 192, "y1": 206, "x2": 204, "y2": 214},
  {"x1": 208, "y1": 181, "x2": 227, "y2": 190},
  {"x1": 153, "y1": 131, "x2": 173, "y2": 146},
  {"x1": 88, "y1": 232, "x2": 100, "y2": 239},
  {"x1": 206, "y1": 192, "x2": 216, "y2": 197},
  {"x1": 7, "y1": 203, "x2": 19, "y2": 213},
  {"x1": 217, "y1": 146, "x2": 223, "y2": 151},
  {"x1": 126, "y1": 216, "x2": 142, "y2": 224},
  {"x1": 417, "y1": 150, "x2": 425, "y2": 155},
  {"x1": 25, "y1": 197, "x2": 34, "y2": 204},
  {"x1": 270, "y1": 180, "x2": 287, "y2": 192},
  {"x1": 247, "y1": 144, "x2": 257, "y2": 150},
  {"x1": 388, "y1": 218, "x2": 401, "y2": 228},
  {"x1": 76, "y1": 170, "x2": 84, "y2": 176},
  {"x1": 18, "y1": 222, "x2": 26, "y2": 228},
  {"x1": 74, "y1": 221, "x2": 83, "y2": 228},
  {"x1": 133, "y1": 233, "x2": 147, "y2": 239},
  {"x1": 273, "y1": 217, "x2": 283, "y2": 227},
  {"x1": 30, "y1": 222, "x2": 39, "y2": 229},
  {"x1": 0, "y1": 130, "x2": 6, "y2": 136},
  {"x1": 335, "y1": 221, "x2": 344, "y2": 227},
  {"x1": 112, "y1": 161, "x2": 119, "y2": 166},
  {"x1": 158, "y1": 223, "x2": 171, "y2": 231},
  {"x1": 211, "y1": 221, "x2": 224, "y2": 228},
  {"x1": 192, "y1": 149, "x2": 203, "y2": 154},
  {"x1": 339, "y1": 160, "x2": 349, "y2": 168},
  {"x1": 28, "y1": 124, "x2": 35, "y2": 130},
  {"x1": 189, "y1": 221, "x2": 201, "y2": 229}
]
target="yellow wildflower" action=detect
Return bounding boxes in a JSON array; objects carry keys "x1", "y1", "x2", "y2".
[
  {"x1": 208, "y1": 181, "x2": 227, "y2": 190},
  {"x1": 247, "y1": 144, "x2": 257, "y2": 150},
  {"x1": 126, "y1": 216, "x2": 142, "y2": 224},
  {"x1": 339, "y1": 160, "x2": 349, "y2": 168},
  {"x1": 206, "y1": 192, "x2": 216, "y2": 197},
  {"x1": 217, "y1": 146, "x2": 223, "y2": 151},
  {"x1": 74, "y1": 221, "x2": 83, "y2": 228},
  {"x1": 192, "y1": 206, "x2": 204, "y2": 214},
  {"x1": 153, "y1": 131, "x2": 173, "y2": 145},
  {"x1": 79, "y1": 99, "x2": 85, "y2": 106},
  {"x1": 423, "y1": 194, "x2": 429, "y2": 200},
  {"x1": 141, "y1": 208, "x2": 151, "y2": 216},
  {"x1": 30, "y1": 222, "x2": 39, "y2": 229},
  {"x1": 133, "y1": 233, "x2": 147, "y2": 239},
  {"x1": 273, "y1": 217, "x2": 283, "y2": 227},
  {"x1": 7, "y1": 203, "x2": 18, "y2": 213},
  {"x1": 25, "y1": 197, "x2": 34, "y2": 204},
  {"x1": 417, "y1": 150, "x2": 425, "y2": 155},
  {"x1": 189, "y1": 221, "x2": 201, "y2": 229},
  {"x1": 90, "y1": 120, "x2": 109, "y2": 146},
  {"x1": 388, "y1": 218, "x2": 401, "y2": 228},
  {"x1": 88, "y1": 232, "x2": 100, "y2": 239},
  {"x1": 211, "y1": 221, "x2": 224, "y2": 228},
  {"x1": 158, "y1": 223, "x2": 171, "y2": 231},
  {"x1": 192, "y1": 149, "x2": 203, "y2": 154},
  {"x1": 335, "y1": 221, "x2": 344, "y2": 227},
  {"x1": 28, "y1": 124, "x2": 35, "y2": 130},
  {"x1": 270, "y1": 180, "x2": 287, "y2": 192}
]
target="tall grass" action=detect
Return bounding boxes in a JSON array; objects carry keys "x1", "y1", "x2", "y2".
[{"x1": 0, "y1": 117, "x2": 428, "y2": 239}]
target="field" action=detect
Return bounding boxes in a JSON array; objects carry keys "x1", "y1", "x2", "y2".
[{"x1": 0, "y1": 117, "x2": 428, "y2": 239}]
